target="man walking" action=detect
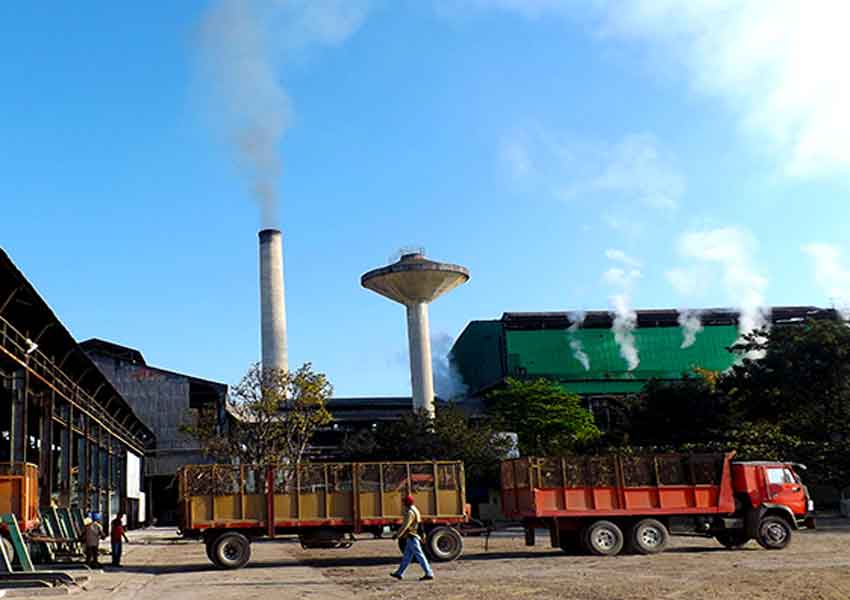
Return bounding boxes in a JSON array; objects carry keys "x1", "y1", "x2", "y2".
[
  {"x1": 84, "y1": 513, "x2": 106, "y2": 567},
  {"x1": 390, "y1": 495, "x2": 434, "y2": 581},
  {"x1": 110, "y1": 512, "x2": 130, "y2": 567}
]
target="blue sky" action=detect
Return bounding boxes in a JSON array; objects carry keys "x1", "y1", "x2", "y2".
[{"x1": 3, "y1": 1, "x2": 850, "y2": 397}]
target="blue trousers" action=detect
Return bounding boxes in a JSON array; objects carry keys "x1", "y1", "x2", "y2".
[
  {"x1": 111, "y1": 542, "x2": 123, "y2": 566},
  {"x1": 395, "y1": 537, "x2": 433, "y2": 577}
]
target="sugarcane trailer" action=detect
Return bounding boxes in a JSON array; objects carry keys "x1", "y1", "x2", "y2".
[{"x1": 177, "y1": 460, "x2": 469, "y2": 569}]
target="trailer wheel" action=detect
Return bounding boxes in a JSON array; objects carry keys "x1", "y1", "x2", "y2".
[
  {"x1": 756, "y1": 516, "x2": 792, "y2": 550},
  {"x1": 212, "y1": 533, "x2": 251, "y2": 569},
  {"x1": 426, "y1": 527, "x2": 464, "y2": 562},
  {"x1": 583, "y1": 521, "x2": 624, "y2": 556},
  {"x1": 628, "y1": 519, "x2": 669, "y2": 555},
  {"x1": 715, "y1": 532, "x2": 750, "y2": 549}
]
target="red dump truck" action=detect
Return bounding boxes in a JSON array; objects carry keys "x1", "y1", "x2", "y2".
[{"x1": 501, "y1": 452, "x2": 815, "y2": 556}]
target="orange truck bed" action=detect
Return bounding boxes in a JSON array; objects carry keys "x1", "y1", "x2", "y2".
[{"x1": 501, "y1": 453, "x2": 736, "y2": 519}]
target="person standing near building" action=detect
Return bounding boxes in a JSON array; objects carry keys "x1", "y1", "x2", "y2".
[
  {"x1": 110, "y1": 512, "x2": 130, "y2": 567},
  {"x1": 390, "y1": 495, "x2": 434, "y2": 581},
  {"x1": 84, "y1": 513, "x2": 106, "y2": 567}
]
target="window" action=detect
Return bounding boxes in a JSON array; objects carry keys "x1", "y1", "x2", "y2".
[
  {"x1": 783, "y1": 469, "x2": 798, "y2": 484},
  {"x1": 766, "y1": 468, "x2": 785, "y2": 485}
]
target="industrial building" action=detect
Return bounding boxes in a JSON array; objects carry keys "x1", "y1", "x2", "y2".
[
  {"x1": 0, "y1": 249, "x2": 154, "y2": 526},
  {"x1": 81, "y1": 339, "x2": 227, "y2": 525},
  {"x1": 451, "y1": 306, "x2": 837, "y2": 407}
]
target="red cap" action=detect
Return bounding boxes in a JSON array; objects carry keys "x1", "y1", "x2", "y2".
[{"x1": 403, "y1": 494, "x2": 415, "y2": 506}]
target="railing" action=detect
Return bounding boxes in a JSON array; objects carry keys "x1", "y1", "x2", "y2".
[{"x1": 0, "y1": 315, "x2": 148, "y2": 455}]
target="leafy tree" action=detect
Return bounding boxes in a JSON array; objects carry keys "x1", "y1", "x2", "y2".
[
  {"x1": 486, "y1": 378, "x2": 600, "y2": 456},
  {"x1": 184, "y1": 362, "x2": 332, "y2": 465},
  {"x1": 722, "y1": 319, "x2": 850, "y2": 440},
  {"x1": 339, "y1": 405, "x2": 514, "y2": 488},
  {"x1": 630, "y1": 374, "x2": 727, "y2": 446}
]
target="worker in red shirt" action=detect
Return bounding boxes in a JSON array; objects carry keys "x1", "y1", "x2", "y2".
[{"x1": 110, "y1": 512, "x2": 130, "y2": 567}]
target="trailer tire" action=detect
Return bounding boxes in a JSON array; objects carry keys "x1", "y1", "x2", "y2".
[
  {"x1": 583, "y1": 521, "x2": 624, "y2": 556},
  {"x1": 756, "y1": 516, "x2": 792, "y2": 550},
  {"x1": 212, "y1": 533, "x2": 251, "y2": 569},
  {"x1": 715, "y1": 532, "x2": 750, "y2": 549},
  {"x1": 628, "y1": 519, "x2": 669, "y2": 554},
  {"x1": 426, "y1": 527, "x2": 464, "y2": 562}
]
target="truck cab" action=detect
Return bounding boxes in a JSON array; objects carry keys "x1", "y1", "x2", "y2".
[{"x1": 727, "y1": 461, "x2": 815, "y2": 548}]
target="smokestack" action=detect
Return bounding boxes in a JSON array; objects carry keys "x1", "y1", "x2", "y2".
[{"x1": 259, "y1": 229, "x2": 288, "y2": 374}]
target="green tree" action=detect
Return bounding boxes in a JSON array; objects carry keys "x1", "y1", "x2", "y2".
[
  {"x1": 185, "y1": 362, "x2": 332, "y2": 465},
  {"x1": 486, "y1": 378, "x2": 600, "y2": 456},
  {"x1": 722, "y1": 319, "x2": 850, "y2": 440},
  {"x1": 339, "y1": 405, "x2": 514, "y2": 488},
  {"x1": 630, "y1": 374, "x2": 727, "y2": 446}
]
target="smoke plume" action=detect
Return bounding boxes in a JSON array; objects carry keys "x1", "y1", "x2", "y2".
[
  {"x1": 677, "y1": 309, "x2": 703, "y2": 349},
  {"x1": 567, "y1": 312, "x2": 590, "y2": 371},
  {"x1": 197, "y1": 0, "x2": 369, "y2": 227},
  {"x1": 603, "y1": 253, "x2": 641, "y2": 371},
  {"x1": 431, "y1": 333, "x2": 468, "y2": 401}
]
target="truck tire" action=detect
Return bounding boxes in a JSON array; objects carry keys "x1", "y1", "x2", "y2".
[
  {"x1": 205, "y1": 539, "x2": 219, "y2": 566},
  {"x1": 628, "y1": 519, "x2": 669, "y2": 555},
  {"x1": 756, "y1": 516, "x2": 792, "y2": 550},
  {"x1": 212, "y1": 533, "x2": 251, "y2": 569},
  {"x1": 715, "y1": 532, "x2": 750, "y2": 549},
  {"x1": 426, "y1": 527, "x2": 464, "y2": 562},
  {"x1": 583, "y1": 520, "x2": 624, "y2": 556}
]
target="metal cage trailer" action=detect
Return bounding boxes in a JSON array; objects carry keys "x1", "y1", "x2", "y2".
[
  {"x1": 502, "y1": 452, "x2": 815, "y2": 556},
  {"x1": 177, "y1": 460, "x2": 468, "y2": 569}
]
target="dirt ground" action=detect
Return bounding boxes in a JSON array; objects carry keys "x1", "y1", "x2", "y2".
[{"x1": 289, "y1": 520, "x2": 850, "y2": 600}]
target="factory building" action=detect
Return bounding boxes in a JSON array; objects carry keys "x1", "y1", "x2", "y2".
[
  {"x1": 0, "y1": 249, "x2": 154, "y2": 527},
  {"x1": 451, "y1": 307, "x2": 836, "y2": 422},
  {"x1": 80, "y1": 339, "x2": 227, "y2": 525}
]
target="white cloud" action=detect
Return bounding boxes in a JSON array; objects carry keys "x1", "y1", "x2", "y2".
[
  {"x1": 595, "y1": 0, "x2": 850, "y2": 177},
  {"x1": 802, "y1": 243, "x2": 850, "y2": 318},
  {"x1": 605, "y1": 248, "x2": 642, "y2": 268},
  {"x1": 472, "y1": 1, "x2": 850, "y2": 177},
  {"x1": 501, "y1": 128, "x2": 684, "y2": 212}
]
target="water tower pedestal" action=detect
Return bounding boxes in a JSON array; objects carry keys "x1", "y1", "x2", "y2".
[{"x1": 361, "y1": 252, "x2": 469, "y2": 418}]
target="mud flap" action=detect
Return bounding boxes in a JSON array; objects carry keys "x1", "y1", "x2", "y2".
[{"x1": 744, "y1": 507, "x2": 765, "y2": 539}]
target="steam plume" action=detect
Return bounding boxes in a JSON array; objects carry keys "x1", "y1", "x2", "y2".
[
  {"x1": 567, "y1": 312, "x2": 590, "y2": 371},
  {"x1": 603, "y1": 262, "x2": 641, "y2": 371},
  {"x1": 431, "y1": 333, "x2": 468, "y2": 400},
  {"x1": 671, "y1": 227, "x2": 769, "y2": 347},
  {"x1": 678, "y1": 309, "x2": 703, "y2": 349},
  {"x1": 803, "y1": 243, "x2": 850, "y2": 320}
]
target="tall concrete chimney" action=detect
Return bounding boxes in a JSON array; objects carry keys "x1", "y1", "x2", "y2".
[{"x1": 259, "y1": 229, "x2": 288, "y2": 373}]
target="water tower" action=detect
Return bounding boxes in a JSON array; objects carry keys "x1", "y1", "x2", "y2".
[{"x1": 361, "y1": 251, "x2": 469, "y2": 418}]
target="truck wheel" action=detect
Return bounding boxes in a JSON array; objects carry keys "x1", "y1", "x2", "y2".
[
  {"x1": 583, "y1": 521, "x2": 624, "y2": 556},
  {"x1": 212, "y1": 533, "x2": 251, "y2": 569},
  {"x1": 205, "y1": 540, "x2": 219, "y2": 566},
  {"x1": 426, "y1": 527, "x2": 464, "y2": 562},
  {"x1": 756, "y1": 516, "x2": 792, "y2": 550},
  {"x1": 628, "y1": 519, "x2": 669, "y2": 554},
  {"x1": 715, "y1": 532, "x2": 750, "y2": 549}
]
